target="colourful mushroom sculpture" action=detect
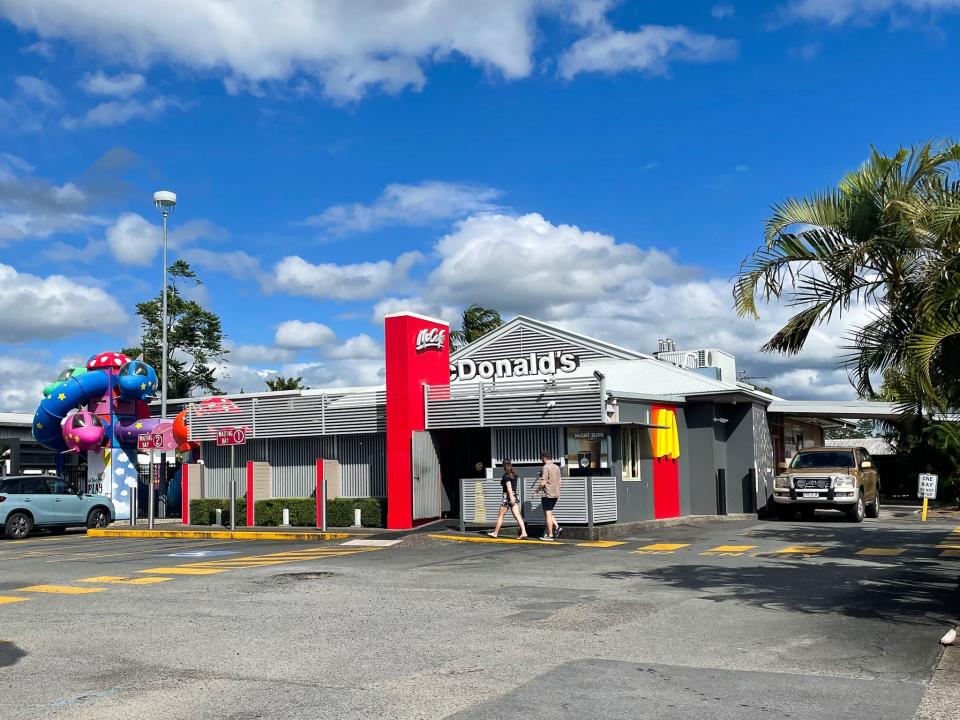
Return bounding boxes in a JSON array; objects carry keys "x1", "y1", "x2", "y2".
[
  {"x1": 86, "y1": 351, "x2": 131, "y2": 372},
  {"x1": 43, "y1": 365, "x2": 89, "y2": 398}
]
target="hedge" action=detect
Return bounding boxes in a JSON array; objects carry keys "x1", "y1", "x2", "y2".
[{"x1": 189, "y1": 497, "x2": 385, "y2": 527}]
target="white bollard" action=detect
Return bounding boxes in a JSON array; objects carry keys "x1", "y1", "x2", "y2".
[
  {"x1": 353, "y1": 508, "x2": 362, "y2": 527},
  {"x1": 281, "y1": 508, "x2": 290, "y2": 527},
  {"x1": 214, "y1": 508, "x2": 223, "y2": 526}
]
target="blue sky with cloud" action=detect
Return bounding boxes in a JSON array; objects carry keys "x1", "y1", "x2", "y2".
[{"x1": 1, "y1": 0, "x2": 959, "y2": 408}]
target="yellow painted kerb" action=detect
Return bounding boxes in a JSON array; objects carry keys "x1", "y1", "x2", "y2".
[{"x1": 87, "y1": 528, "x2": 352, "y2": 542}]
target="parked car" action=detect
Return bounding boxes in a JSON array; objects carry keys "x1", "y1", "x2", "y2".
[
  {"x1": 771, "y1": 447, "x2": 880, "y2": 523},
  {"x1": 0, "y1": 475, "x2": 115, "y2": 539}
]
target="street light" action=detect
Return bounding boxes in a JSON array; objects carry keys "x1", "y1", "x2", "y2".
[{"x1": 152, "y1": 190, "x2": 176, "y2": 530}]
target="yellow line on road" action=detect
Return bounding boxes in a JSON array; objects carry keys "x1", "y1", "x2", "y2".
[
  {"x1": 776, "y1": 546, "x2": 828, "y2": 555},
  {"x1": 702, "y1": 545, "x2": 756, "y2": 555},
  {"x1": 17, "y1": 584, "x2": 104, "y2": 595},
  {"x1": 576, "y1": 540, "x2": 627, "y2": 548},
  {"x1": 429, "y1": 533, "x2": 560, "y2": 546},
  {"x1": 88, "y1": 528, "x2": 352, "y2": 541},
  {"x1": 856, "y1": 548, "x2": 905, "y2": 557},
  {"x1": 138, "y1": 567, "x2": 225, "y2": 575},
  {"x1": 635, "y1": 543, "x2": 689, "y2": 552},
  {"x1": 939, "y1": 549, "x2": 960, "y2": 558},
  {"x1": 44, "y1": 539, "x2": 251, "y2": 563},
  {"x1": 78, "y1": 576, "x2": 174, "y2": 585},
  {"x1": 0, "y1": 596, "x2": 30, "y2": 604}
]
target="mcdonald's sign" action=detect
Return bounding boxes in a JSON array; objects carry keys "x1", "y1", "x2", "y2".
[{"x1": 653, "y1": 407, "x2": 680, "y2": 460}]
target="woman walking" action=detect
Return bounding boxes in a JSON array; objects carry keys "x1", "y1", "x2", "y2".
[{"x1": 487, "y1": 459, "x2": 528, "y2": 539}]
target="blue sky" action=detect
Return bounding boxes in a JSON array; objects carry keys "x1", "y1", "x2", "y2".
[{"x1": 1, "y1": 0, "x2": 959, "y2": 409}]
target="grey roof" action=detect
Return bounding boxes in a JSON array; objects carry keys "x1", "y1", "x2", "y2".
[
  {"x1": 575, "y1": 358, "x2": 747, "y2": 400},
  {"x1": 0, "y1": 412, "x2": 33, "y2": 427},
  {"x1": 766, "y1": 400, "x2": 900, "y2": 419},
  {"x1": 824, "y1": 438, "x2": 897, "y2": 455}
]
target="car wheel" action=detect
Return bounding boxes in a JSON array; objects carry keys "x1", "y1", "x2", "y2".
[
  {"x1": 847, "y1": 492, "x2": 865, "y2": 523},
  {"x1": 49, "y1": 527, "x2": 67, "y2": 535},
  {"x1": 86, "y1": 508, "x2": 110, "y2": 529},
  {"x1": 4, "y1": 512, "x2": 32, "y2": 539},
  {"x1": 866, "y1": 492, "x2": 880, "y2": 519}
]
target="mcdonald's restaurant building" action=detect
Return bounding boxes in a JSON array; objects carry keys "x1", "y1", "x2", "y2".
[{"x1": 176, "y1": 312, "x2": 804, "y2": 531}]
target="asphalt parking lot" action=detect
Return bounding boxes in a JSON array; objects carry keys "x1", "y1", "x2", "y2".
[{"x1": 1, "y1": 510, "x2": 957, "y2": 720}]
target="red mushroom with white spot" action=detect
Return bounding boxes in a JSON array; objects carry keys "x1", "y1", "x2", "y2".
[{"x1": 86, "y1": 351, "x2": 131, "y2": 373}]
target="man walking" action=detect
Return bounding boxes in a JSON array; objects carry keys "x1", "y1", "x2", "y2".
[{"x1": 539, "y1": 450, "x2": 562, "y2": 541}]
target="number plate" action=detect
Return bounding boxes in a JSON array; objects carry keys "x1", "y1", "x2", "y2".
[{"x1": 802, "y1": 492, "x2": 819, "y2": 498}]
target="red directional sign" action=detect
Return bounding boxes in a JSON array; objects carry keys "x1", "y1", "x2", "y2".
[
  {"x1": 216, "y1": 427, "x2": 247, "y2": 446},
  {"x1": 137, "y1": 433, "x2": 165, "y2": 451}
]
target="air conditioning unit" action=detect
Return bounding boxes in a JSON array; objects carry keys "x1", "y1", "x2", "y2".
[{"x1": 693, "y1": 348, "x2": 736, "y2": 382}]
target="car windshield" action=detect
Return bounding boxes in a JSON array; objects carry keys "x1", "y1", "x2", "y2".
[{"x1": 790, "y1": 451, "x2": 855, "y2": 469}]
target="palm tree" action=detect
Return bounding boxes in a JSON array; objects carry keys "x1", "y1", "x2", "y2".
[
  {"x1": 734, "y1": 140, "x2": 960, "y2": 409},
  {"x1": 450, "y1": 304, "x2": 504, "y2": 350},
  {"x1": 265, "y1": 375, "x2": 308, "y2": 391}
]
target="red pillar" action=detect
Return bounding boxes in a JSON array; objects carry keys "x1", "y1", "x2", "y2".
[
  {"x1": 652, "y1": 404, "x2": 681, "y2": 519},
  {"x1": 246, "y1": 461, "x2": 255, "y2": 527},
  {"x1": 384, "y1": 312, "x2": 450, "y2": 529}
]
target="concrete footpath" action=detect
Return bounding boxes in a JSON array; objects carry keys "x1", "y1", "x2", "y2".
[{"x1": 913, "y1": 644, "x2": 960, "y2": 720}]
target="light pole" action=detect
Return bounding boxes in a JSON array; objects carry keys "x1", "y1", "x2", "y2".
[{"x1": 153, "y1": 190, "x2": 176, "y2": 529}]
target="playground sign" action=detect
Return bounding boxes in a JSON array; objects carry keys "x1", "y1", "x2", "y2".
[{"x1": 216, "y1": 427, "x2": 247, "y2": 446}]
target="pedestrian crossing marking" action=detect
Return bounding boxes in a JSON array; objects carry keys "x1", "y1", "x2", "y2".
[
  {"x1": 856, "y1": 548, "x2": 905, "y2": 557},
  {"x1": 633, "y1": 543, "x2": 689, "y2": 554},
  {"x1": 78, "y1": 576, "x2": 173, "y2": 585},
  {"x1": 576, "y1": 541, "x2": 628, "y2": 548},
  {"x1": 702, "y1": 545, "x2": 756, "y2": 556},
  {"x1": 776, "y1": 546, "x2": 828, "y2": 555},
  {"x1": 17, "y1": 584, "x2": 104, "y2": 595},
  {"x1": 0, "y1": 596, "x2": 30, "y2": 604},
  {"x1": 138, "y1": 567, "x2": 225, "y2": 575}
]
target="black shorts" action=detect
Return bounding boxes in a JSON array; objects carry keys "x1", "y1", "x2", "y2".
[{"x1": 541, "y1": 496, "x2": 558, "y2": 512}]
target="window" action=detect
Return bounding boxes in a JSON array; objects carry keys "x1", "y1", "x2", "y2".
[
  {"x1": 47, "y1": 478, "x2": 69, "y2": 494},
  {"x1": 565, "y1": 427, "x2": 610, "y2": 475},
  {"x1": 20, "y1": 477, "x2": 50, "y2": 494},
  {"x1": 0, "y1": 478, "x2": 21, "y2": 494},
  {"x1": 621, "y1": 427, "x2": 646, "y2": 481}
]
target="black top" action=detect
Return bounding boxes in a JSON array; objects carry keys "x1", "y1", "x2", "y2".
[{"x1": 500, "y1": 472, "x2": 518, "y2": 499}]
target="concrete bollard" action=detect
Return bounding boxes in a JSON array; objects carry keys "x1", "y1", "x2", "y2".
[
  {"x1": 353, "y1": 508, "x2": 362, "y2": 527},
  {"x1": 281, "y1": 508, "x2": 290, "y2": 527},
  {"x1": 214, "y1": 508, "x2": 222, "y2": 526}
]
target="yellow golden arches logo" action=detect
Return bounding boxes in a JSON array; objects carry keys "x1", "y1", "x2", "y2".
[{"x1": 653, "y1": 408, "x2": 680, "y2": 460}]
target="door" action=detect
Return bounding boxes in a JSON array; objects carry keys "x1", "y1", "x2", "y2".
[
  {"x1": 48, "y1": 477, "x2": 87, "y2": 524},
  {"x1": 412, "y1": 431, "x2": 442, "y2": 521},
  {"x1": 859, "y1": 450, "x2": 880, "y2": 500},
  {"x1": 18, "y1": 476, "x2": 54, "y2": 525}
]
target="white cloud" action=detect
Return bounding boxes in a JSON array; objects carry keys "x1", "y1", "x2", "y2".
[
  {"x1": 104, "y1": 213, "x2": 224, "y2": 266},
  {"x1": 0, "y1": 355, "x2": 50, "y2": 412},
  {"x1": 712, "y1": 3, "x2": 736, "y2": 18},
  {"x1": 371, "y1": 296, "x2": 461, "y2": 325},
  {"x1": 80, "y1": 71, "x2": 146, "y2": 97},
  {"x1": 558, "y1": 25, "x2": 737, "y2": 79},
  {"x1": 227, "y1": 343, "x2": 297, "y2": 364},
  {"x1": 20, "y1": 40, "x2": 55, "y2": 60},
  {"x1": 781, "y1": 0, "x2": 960, "y2": 24},
  {"x1": 274, "y1": 320, "x2": 336, "y2": 349},
  {"x1": 0, "y1": 1, "x2": 722, "y2": 101},
  {"x1": 15, "y1": 75, "x2": 60, "y2": 106},
  {"x1": 61, "y1": 95, "x2": 181, "y2": 129},
  {"x1": 182, "y1": 248, "x2": 271, "y2": 287},
  {"x1": 274, "y1": 251, "x2": 423, "y2": 301},
  {"x1": 326, "y1": 333, "x2": 383, "y2": 360},
  {"x1": 0, "y1": 263, "x2": 126, "y2": 342},
  {"x1": 305, "y1": 181, "x2": 503, "y2": 234}
]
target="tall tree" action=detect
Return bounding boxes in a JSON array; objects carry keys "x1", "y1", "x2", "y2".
[
  {"x1": 124, "y1": 260, "x2": 227, "y2": 398},
  {"x1": 265, "y1": 375, "x2": 308, "y2": 391},
  {"x1": 734, "y1": 141, "x2": 960, "y2": 410},
  {"x1": 450, "y1": 304, "x2": 503, "y2": 350}
]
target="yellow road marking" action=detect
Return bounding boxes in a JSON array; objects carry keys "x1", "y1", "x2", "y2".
[
  {"x1": 0, "y1": 596, "x2": 30, "y2": 604},
  {"x1": 429, "y1": 533, "x2": 560, "y2": 546},
  {"x1": 634, "y1": 543, "x2": 689, "y2": 554},
  {"x1": 576, "y1": 540, "x2": 627, "y2": 548},
  {"x1": 776, "y1": 546, "x2": 827, "y2": 555},
  {"x1": 936, "y1": 544, "x2": 960, "y2": 550},
  {"x1": 78, "y1": 576, "x2": 173, "y2": 585},
  {"x1": 17, "y1": 584, "x2": 104, "y2": 595},
  {"x1": 703, "y1": 545, "x2": 756, "y2": 554},
  {"x1": 138, "y1": 567, "x2": 225, "y2": 575},
  {"x1": 856, "y1": 548, "x2": 905, "y2": 557},
  {"x1": 88, "y1": 528, "x2": 352, "y2": 541},
  {"x1": 940, "y1": 549, "x2": 960, "y2": 558},
  {"x1": 43, "y1": 539, "x2": 250, "y2": 563}
]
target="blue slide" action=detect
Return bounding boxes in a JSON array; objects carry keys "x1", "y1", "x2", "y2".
[{"x1": 32, "y1": 370, "x2": 110, "y2": 452}]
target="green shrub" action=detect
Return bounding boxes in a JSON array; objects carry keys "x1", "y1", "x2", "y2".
[
  {"x1": 189, "y1": 498, "x2": 246, "y2": 526},
  {"x1": 255, "y1": 499, "x2": 315, "y2": 527}
]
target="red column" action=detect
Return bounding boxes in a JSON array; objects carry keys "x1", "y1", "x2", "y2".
[
  {"x1": 182, "y1": 464, "x2": 190, "y2": 525},
  {"x1": 246, "y1": 461, "x2": 255, "y2": 527},
  {"x1": 652, "y1": 404, "x2": 681, "y2": 519},
  {"x1": 384, "y1": 313, "x2": 450, "y2": 529},
  {"x1": 315, "y1": 459, "x2": 324, "y2": 529}
]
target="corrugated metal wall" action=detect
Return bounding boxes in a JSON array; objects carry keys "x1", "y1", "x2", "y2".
[
  {"x1": 463, "y1": 325, "x2": 619, "y2": 362},
  {"x1": 492, "y1": 427, "x2": 563, "y2": 464},
  {"x1": 412, "y1": 431, "x2": 441, "y2": 520},
  {"x1": 198, "y1": 432, "x2": 385, "y2": 499}
]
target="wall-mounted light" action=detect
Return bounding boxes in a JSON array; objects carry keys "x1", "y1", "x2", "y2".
[{"x1": 593, "y1": 370, "x2": 605, "y2": 382}]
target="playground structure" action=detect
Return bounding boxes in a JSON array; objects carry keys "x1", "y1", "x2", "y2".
[{"x1": 31, "y1": 351, "x2": 196, "y2": 520}]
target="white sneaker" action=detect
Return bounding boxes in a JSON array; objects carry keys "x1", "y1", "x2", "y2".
[{"x1": 540, "y1": 534, "x2": 554, "y2": 541}]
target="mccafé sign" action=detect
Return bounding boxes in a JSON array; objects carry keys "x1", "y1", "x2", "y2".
[
  {"x1": 450, "y1": 351, "x2": 580, "y2": 381},
  {"x1": 415, "y1": 328, "x2": 446, "y2": 352}
]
